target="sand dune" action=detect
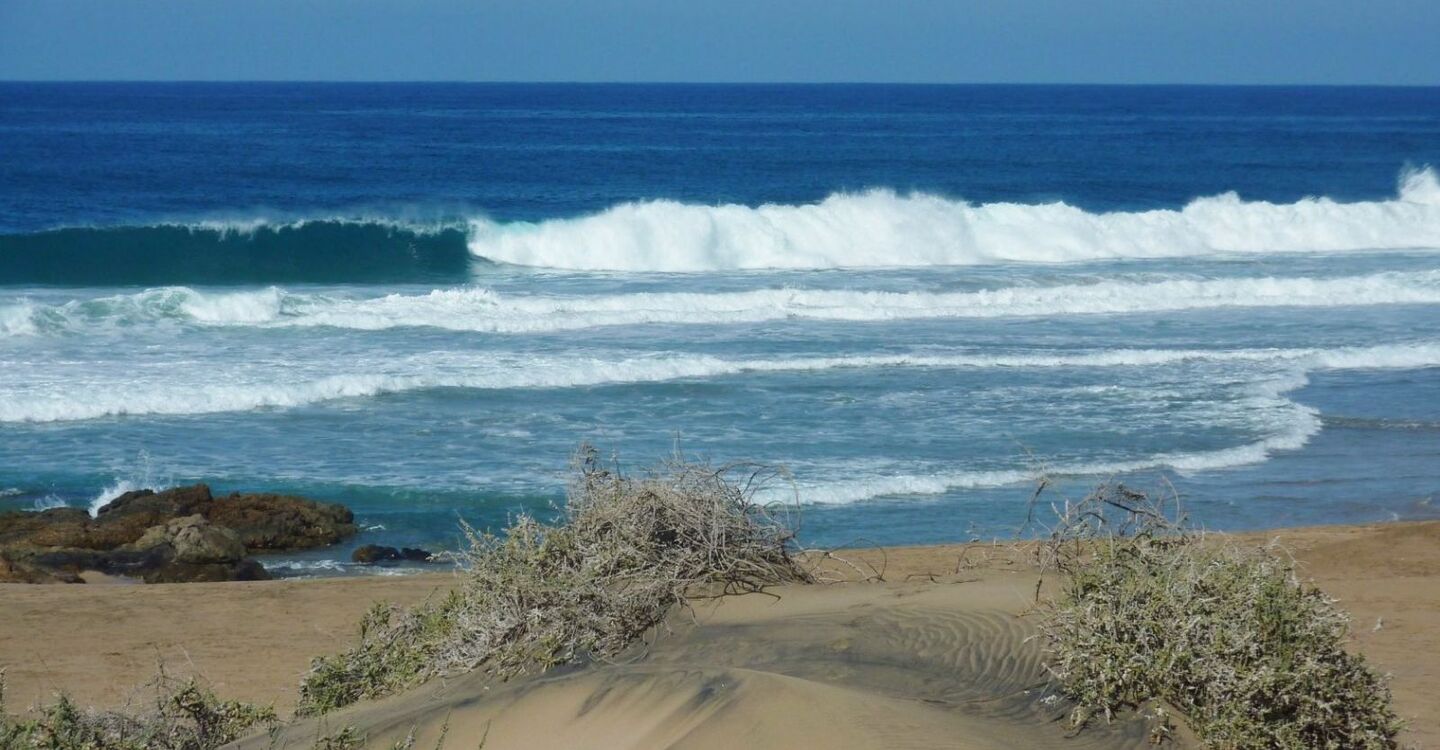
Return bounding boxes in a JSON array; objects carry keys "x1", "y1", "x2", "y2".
[
  {"x1": 244, "y1": 580, "x2": 1153, "y2": 749},
  {"x1": 2, "y1": 521, "x2": 1436, "y2": 748}
]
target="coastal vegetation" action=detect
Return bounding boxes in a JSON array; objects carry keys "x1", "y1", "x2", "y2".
[
  {"x1": 0, "y1": 450, "x2": 1409, "y2": 749},
  {"x1": 0, "y1": 672, "x2": 274, "y2": 750},
  {"x1": 296, "y1": 445, "x2": 812, "y2": 715},
  {"x1": 1035, "y1": 483, "x2": 1403, "y2": 748}
]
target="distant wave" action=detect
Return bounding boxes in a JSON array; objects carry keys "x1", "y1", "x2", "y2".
[
  {"x1": 1, "y1": 168, "x2": 1437, "y2": 284},
  {"x1": 791, "y1": 371, "x2": 1323, "y2": 504},
  {"x1": 6, "y1": 270, "x2": 1439, "y2": 337},
  {"x1": 466, "y1": 167, "x2": 1440, "y2": 271},
  {"x1": 1323, "y1": 415, "x2": 1440, "y2": 432},
  {"x1": 787, "y1": 430, "x2": 1317, "y2": 505},
  {"x1": 0, "y1": 219, "x2": 472, "y2": 285},
  {"x1": 3, "y1": 342, "x2": 1437, "y2": 424}
]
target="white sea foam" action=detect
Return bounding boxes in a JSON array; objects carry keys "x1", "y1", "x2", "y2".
[
  {"x1": 465, "y1": 167, "x2": 1440, "y2": 271},
  {"x1": 284, "y1": 271, "x2": 1440, "y2": 333},
  {"x1": 7, "y1": 269, "x2": 1440, "y2": 337},
  {"x1": 2, "y1": 342, "x2": 1437, "y2": 424},
  {"x1": 786, "y1": 369, "x2": 1324, "y2": 504},
  {"x1": 178, "y1": 287, "x2": 285, "y2": 323},
  {"x1": 0, "y1": 301, "x2": 39, "y2": 336},
  {"x1": 788, "y1": 429, "x2": 1316, "y2": 505},
  {"x1": 87, "y1": 479, "x2": 143, "y2": 517},
  {"x1": 30, "y1": 495, "x2": 70, "y2": 511},
  {"x1": 263, "y1": 558, "x2": 418, "y2": 577}
]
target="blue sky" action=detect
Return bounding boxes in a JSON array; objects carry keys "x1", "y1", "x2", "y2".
[{"x1": 1, "y1": 0, "x2": 1436, "y2": 84}]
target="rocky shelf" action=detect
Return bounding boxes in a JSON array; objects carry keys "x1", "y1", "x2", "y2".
[{"x1": 0, "y1": 484, "x2": 358, "y2": 584}]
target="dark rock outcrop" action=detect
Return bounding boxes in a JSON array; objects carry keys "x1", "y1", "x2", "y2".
[
  {"x1": 0, "y1": 551, "x2": 84, "y2": 584},
  {"x1": 144, "y1": 558, "x2": 270, "y2": 584},
  {"x1": 205, "y1": 492, "x2": 356, "y2": 550},
  {"x1": 351, "y1": 544, "x2": 435, "y2": 564},
  {"x1": 0, "y1": 484, "x2": 358, "y2": 584},
  {"x1": 91, "y1": 484, "x2": 357, "y2": 550}
]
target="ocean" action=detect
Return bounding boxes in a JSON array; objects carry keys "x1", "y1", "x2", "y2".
[{"x1": 2, "y1": 82, "x2": 1438, "y2": 575}]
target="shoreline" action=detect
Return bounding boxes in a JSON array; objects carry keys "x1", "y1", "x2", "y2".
[{"x1": 2, "y1": 519, "x2": 1437, "y2": 747}]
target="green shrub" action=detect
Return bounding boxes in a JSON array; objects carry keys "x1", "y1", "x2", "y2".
[
  {"x1": 0, "y1": 671, "x2": 275, "y2": 750},
  {"x1": 297, "y1": 445, "x2": 811, "y2": 716},
  {"x1": 1037, "y1": 483, "x2": 1403, "y2": 749}
]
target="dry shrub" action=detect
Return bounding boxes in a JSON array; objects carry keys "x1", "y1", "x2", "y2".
[
  {"x1": 0, "y1": 670, "x2": 275, "y2": 750},
  {"x1": 1035, "y1": 482, "x2": 1402, "y2": 749},
  {"x1": 297, "y1": 445, "x2": 812, "y2": 716}
]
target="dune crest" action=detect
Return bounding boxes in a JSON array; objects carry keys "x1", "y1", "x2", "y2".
[{"x1": 246, "y1": 579, "x2": 1154, "y2": 749}]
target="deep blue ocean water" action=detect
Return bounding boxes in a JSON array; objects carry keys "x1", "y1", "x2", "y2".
[{"x1": 2, "y1": 83, "x2": 1439, "y2": 574}]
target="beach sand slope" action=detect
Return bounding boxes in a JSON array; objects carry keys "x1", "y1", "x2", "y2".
[
  {"x1": 2, "y1": 521, "x2": 1435, "y2": 748},
  {"x1": 242, "y1": 577, "x2": 1154, "y2": 749}
]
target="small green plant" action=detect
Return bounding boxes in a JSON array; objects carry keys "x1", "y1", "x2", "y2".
[
  {"x1": 1035, "y1": 482, "x2": 1403, "y2": 749},
  {"x1": 0, "y1": 670, "x2": 275, "y2": 750},
  {"x1": 296, "y1": 594, "x2": 467, "y2": 717},
  {"x1": 297, "y1": 445, "x2": 811, "y2": 716},
  {"x1": 311, "y1": 725, "x2": 365, "y2": 750}
]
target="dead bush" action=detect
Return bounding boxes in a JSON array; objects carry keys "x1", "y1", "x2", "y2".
[{"x1": 297, "y1": 445, "x2": 811, "y2": 715}]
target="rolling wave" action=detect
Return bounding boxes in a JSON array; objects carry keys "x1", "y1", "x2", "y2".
[
  {"x1": 465, "y1": 167, "x2": 1440, "y2": 271},
  {"x1": 3, "y1": 342, "x2": 1437, "y2": 424},
  {"x1": 6, "y1": 270, "x2": 1439, "y2": 337},
  {"x1": 1, "y1": 168, "x2": 1436, "y2": 284},
  {"x1": 0, "y1": 219, "x2": 473, "y2": 285}
]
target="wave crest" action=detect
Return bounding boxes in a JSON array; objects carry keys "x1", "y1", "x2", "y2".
[{"x1": 466, "y1": 168, "x2": 1440, "y2": 271}]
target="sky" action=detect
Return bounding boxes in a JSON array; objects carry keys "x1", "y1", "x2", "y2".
[{"x1": 1, "y1": 0, "x2": 1437, "y2": 85}]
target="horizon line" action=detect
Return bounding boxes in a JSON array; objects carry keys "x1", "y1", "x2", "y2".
[{"x1": 2, "y1": 79, "x2": 1438, "y2": 89}]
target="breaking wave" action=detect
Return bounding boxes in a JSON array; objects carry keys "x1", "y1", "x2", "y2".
[
  {"x1": 1, "y1": 168, "x2": 1436, "y2": 283},
  {"x1": 466, "y1": 167, "x2": 1440, "y2": 271},
  {"x1": 87, "y1": 479, "x2": 144, "y2": 516}
]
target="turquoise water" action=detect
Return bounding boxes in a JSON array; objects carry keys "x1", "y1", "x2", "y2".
[{"x1": 2, "y1": 84, "x2": 1438, "y2": 574}]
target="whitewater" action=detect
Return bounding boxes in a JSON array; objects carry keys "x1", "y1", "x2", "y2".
[
  {"x1": 5, "y1": 269, "x2": 1440, "y2": 338},
  {"x1": 4, "y1": 168, "x2": 1439, "y2": 286},
  {"x1": 465, "y1": 167, "x2": 1440, "y2": 271}
]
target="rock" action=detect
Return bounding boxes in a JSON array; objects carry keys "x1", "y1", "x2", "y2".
[
  {"x1": 131, "y1": 515, "x2": 247, "y2": 564},
  {"x1": 87, "y1": 484, "x2": 218, "y2": 549},
  {"x1": 0, "y1": 551, "x2": 84, "y2": 584},
  {"x1": 352, "y1": 544, "x2": 401, "y2": 563},
  {"x1": 24, "y1": 544, "x2": 168, "y2": 578},
  {"x1": 144, "y1": 558, "x2": 271, "y2": 584},
  {"x1": 97, "y1": 484, "x2": 214, "y2": 517},
  {"x1": 351, "y1": 545, "x2": 435, "y2": 564},
  {"x1": 0, "y1": 483, "x2": 356, "y2": 584},
  {"x1": 206, "y1": 492, "x2": 356, "y2": 550},
  {"x1": 0, "y1": 507, "x2": 95, "y2": 549},
  {"x1": 89, "y1": 484, "x2": 356, "y2": 552}
]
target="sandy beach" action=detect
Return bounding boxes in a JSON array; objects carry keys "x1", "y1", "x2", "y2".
[{"x1": 2, "y1": 520, "x2": 1436, "y2": 748}]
